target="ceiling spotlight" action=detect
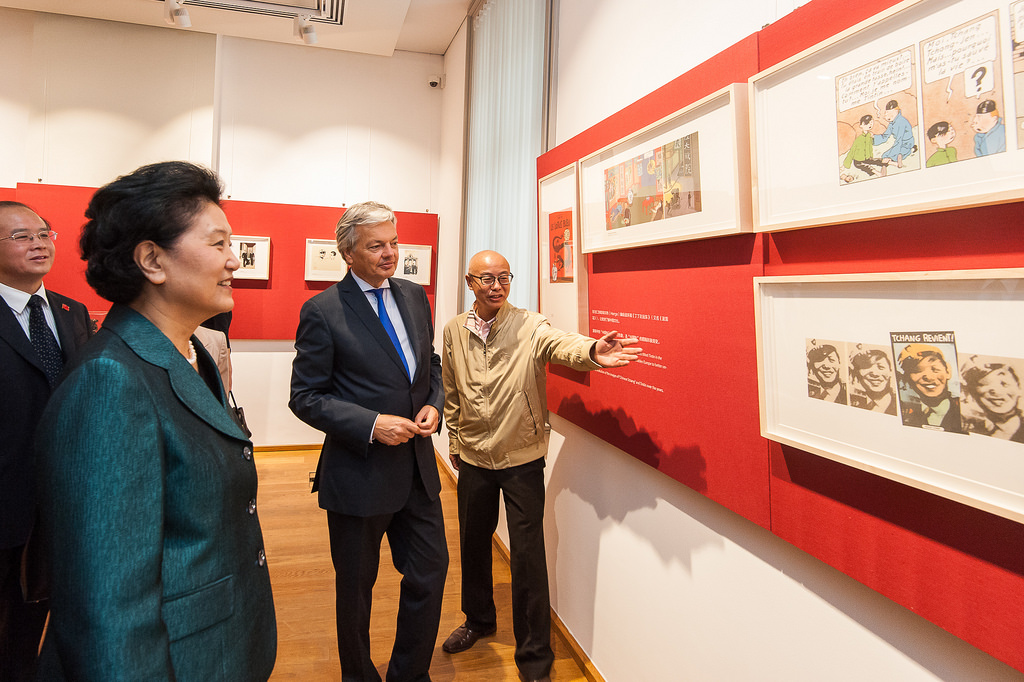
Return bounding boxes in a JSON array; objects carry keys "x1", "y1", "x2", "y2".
[
  {"x1": 293, "y1": 15, "x2": 317, "y2": 45},
  {"x1": 164, "y1": 0, "x2": 192, "y2": 28}
]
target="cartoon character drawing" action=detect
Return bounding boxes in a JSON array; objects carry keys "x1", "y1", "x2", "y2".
[
  {"x1": 840, "y1": 114, "x2": 888, "y2": 182},
  {"x1": 971, "y1": 99, "x2": 1006, "y2": 156},
  {"x1": 925, "y1": 121, "x2": 958, "y2": 167},
  {"x1": 873, "y1": 99, "x2": 917, "y2": 168}
]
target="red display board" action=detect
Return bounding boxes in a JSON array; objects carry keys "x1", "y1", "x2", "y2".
[
  {"x1": 8, "y1": 183, "x2": 438, "y2": 339},
  {"x1": 539, "y1": 0, "x2": 1024, "y2": 671}
]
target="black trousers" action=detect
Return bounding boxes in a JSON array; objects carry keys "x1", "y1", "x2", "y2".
[
  {"x1": 457, "y1": 458, "x2": 554, "y2": 679},
  {"x1": 0, "y1": 544, "x2": 47, "y2": 682},
  {"x1": 327, "y1": 475, "x2": 448, "y2": 682}
]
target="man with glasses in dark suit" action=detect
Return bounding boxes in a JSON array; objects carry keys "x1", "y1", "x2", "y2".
[{"x1": 0, "y1": 202, "x2": 91, "y2": 680}]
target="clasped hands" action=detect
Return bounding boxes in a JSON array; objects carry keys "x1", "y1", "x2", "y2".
[{"x1": 372, "y1": 405, "x2": 439, "y2": 446}]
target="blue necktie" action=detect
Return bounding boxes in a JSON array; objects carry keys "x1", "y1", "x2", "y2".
[
  {"x1": 372, "y1": 288, "x2": 410, "y2": 380},
  {"x1": 28, "y1": 295, "x2": 64, "y2": 388}
]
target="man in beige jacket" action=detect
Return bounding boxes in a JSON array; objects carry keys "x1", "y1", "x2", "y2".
[{"x1": 441, "y1": 250, "x2": 640, "y2": 682}]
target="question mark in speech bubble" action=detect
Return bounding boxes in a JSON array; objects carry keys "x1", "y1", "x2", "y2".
[{"x1": 969, "y1": 66, "x2": 987, "y2": 97}]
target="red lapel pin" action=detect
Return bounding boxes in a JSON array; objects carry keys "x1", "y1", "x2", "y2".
[{"x1": 62, "y1": 304, "x2": 69, "y2": 311}]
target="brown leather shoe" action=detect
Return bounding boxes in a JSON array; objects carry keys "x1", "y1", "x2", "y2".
[{"x1": 441, "y1": 622, "x2": 496, "y2": 653}]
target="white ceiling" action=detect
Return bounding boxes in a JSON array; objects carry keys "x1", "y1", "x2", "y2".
[{"x1": 0, "y1": 0, "x2": 473, "y2": 56}]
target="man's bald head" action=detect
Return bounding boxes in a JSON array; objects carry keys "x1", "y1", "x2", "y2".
[{"x1": 467, "y1": 250, "x2": 510, "y2": 275}]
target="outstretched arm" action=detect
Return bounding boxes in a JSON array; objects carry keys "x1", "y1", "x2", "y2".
[{"x1": 590, "y1": 331, "x2": 642, "y2": 368}]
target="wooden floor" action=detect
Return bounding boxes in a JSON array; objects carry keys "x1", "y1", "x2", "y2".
[{"x1": 256, "y1": 449, "x2": 589, "y2": 681}]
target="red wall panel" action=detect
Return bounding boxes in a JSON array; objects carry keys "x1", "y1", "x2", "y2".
[
  {"x1": 10, "y1": 183, "x2": 438, "y2": 339},
  {"x1": 547, "y1": 234, "x2": 770, "y2": 526}
]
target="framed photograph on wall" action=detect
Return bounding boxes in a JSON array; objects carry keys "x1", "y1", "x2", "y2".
[
  {"x1": 304, "y1": 238, "x2": 347, "y2": 282},
  {"x1": 231, "y1": 235, "x2": 270, "y2": 280},
  {"x1": 754, "y1": 268, "x2": 1024, "y2": 522},
  {"x1": 578, "y1": 83, "x2": 751, "y2": 253},
  {"x1": 397, "y1": 244, "x2": 431, "y2": 286},
  {"x1": 538, "y1": 163, "x2": 586, "y2": 334},
  {"x1": 749, "y1": 0, "x2": 1024, "y2": 232}
]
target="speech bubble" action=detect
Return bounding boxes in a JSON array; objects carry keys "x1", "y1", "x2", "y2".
[
  {"x1": 964, "y1": 63, "x2": 994, "y2": 98},
  {"x1": 923, "y1": 15, "x2": 998, "y2": 84},
  {"x1": 837, "y1": 51, "x2": 913, "y2": 112}
]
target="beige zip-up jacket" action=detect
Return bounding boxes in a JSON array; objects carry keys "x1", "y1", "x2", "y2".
[{"x1": 442, "y1": 302, "x2": 601, "y2": 470}]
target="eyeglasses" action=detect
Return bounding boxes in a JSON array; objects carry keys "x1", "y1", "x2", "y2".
[
  {"x1": 0, "y1": 230, "x2": 57, "y2": 244},
  {"x1": 468, "y1": 273, "x2": 513, "y2": 286}
]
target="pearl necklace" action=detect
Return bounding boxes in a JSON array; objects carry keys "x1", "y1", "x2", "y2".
[{"x1": 187, "y1": 339, "x2": 197, "y2": 365}]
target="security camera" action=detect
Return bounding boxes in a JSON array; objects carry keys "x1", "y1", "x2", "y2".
[{"x1": 428, "y1": 75, "x2": 445, "y2": 89}]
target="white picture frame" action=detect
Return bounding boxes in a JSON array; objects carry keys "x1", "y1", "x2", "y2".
[
  {"x1": 304, "y1": 238, "x2": 347, "y2": 282},
  {"x1": 749, "y1": 0, "x2": 1024, "y2": 232},
  {"x1": 538, "y1": 163, "x2": 586, "y2": 334},
  {"x1": 578, "y1": 83, "x2": 751, "y2": 253},
  {"x1": 397, "y1": 244, "x2": 431, "y2": 286},
  {"x1": 231, "y1": 235, "x2": 270, "y2": 280},
  {"x1": 754, "y1": 268, "x2": 1024, "y2": 523}
]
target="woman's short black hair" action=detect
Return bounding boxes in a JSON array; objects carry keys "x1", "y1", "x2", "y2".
[{"x1": 81, "y1": 161, "x2": 223, "y2": 304}]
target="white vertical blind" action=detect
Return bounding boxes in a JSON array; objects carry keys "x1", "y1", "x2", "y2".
[{"x1": 463, "y1": 0, "x2": 546, "y2": 310}]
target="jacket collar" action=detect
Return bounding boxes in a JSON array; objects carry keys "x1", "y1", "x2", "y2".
[
  {"x1": 338, "y1": 273, "x2": 419, "y2": 381},
  {"x1": 487, "y1": 300, "x2": 515, "y2": 336},
  {"x1": 102, "y1": 305, "x2": 248, "y2": 442},
  {"x1": 0, "y1": 283, "x2": 66, "y2": 375}
]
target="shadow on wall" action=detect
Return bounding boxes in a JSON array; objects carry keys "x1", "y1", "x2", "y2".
[
  {"x1": 554, "y1": 393, "x2": 708, "y2": 493},
  {"x1": 542, "y1": 397, "x2": 712, "y2": 656}
]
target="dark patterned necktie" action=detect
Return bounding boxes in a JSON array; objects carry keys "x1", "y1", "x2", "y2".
[{"x1": 28, "y1": 295, "x2": 64, "y2": 387}]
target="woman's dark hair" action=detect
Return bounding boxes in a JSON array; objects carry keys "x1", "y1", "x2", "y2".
[{"x1": 80, "y1": 161, "x2": 223, "y2": 304}]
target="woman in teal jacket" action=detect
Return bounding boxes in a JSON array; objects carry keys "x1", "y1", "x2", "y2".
[{"x1": 35, "y1": 161, "x2": 276, "y2": 680}]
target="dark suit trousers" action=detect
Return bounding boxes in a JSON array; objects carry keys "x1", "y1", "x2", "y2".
[
  {"x1": 0, "y1": 545, "x2": 47, "y2": 682},
  {"x1": 327, "y1": 468, "x2": 448, "y2": 682},
  {"x1": 456, "y1": 458, "x2": 554, "y2": 679}
]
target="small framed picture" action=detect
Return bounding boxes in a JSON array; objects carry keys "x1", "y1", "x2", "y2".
[
  {"x1": 304, "y1": 238, "x2": 347, "y2": 282},
  {"x1": 397, "y1": 244, "x2": 432, "y2": 286},
  {"x1": 230, "y1": 236, "x2": 270, "y2": 280}
]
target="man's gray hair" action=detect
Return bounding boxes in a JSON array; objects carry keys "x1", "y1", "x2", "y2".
[{"x1": 335, "y1": 201, "x2": 397, "y2": 255}]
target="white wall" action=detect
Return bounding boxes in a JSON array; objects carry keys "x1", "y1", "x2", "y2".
[
  {"x1": 544, "y1": 1, "x2": 1022, "y2": 680},
  {"x1": 216, "y1": 36, "x2": 443, "y2": 208},
  {"x1": 1, "y1": 8, "x2": 217, "y2": 188}
]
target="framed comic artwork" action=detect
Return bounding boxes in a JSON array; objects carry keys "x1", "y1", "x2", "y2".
[
  {"x1": 537, "y1": 163, "x2": 586, "y2": 334},
  {"x1": 230, "y1": 235, "x2": 270, "y2": 280},
  {"x1": 578, "y1": 83, "x2": 752, "y2": 253},
  {"x1": 754, "y1": 268, "x2": 1024, "y2": 522},
  {"x1": 397, "y1": 244, "x2": 432, "y2": 286},
  {"x1": 304, "y1": 238, "x2": 346, "y2": 282},
  {"x1": 750, "y1": 0, "x2": 1024, "y2": 232}
]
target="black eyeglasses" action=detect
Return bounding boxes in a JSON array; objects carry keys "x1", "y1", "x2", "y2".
[
  {"x1": 468, "y1": 273, "x2": 513, "y2": 286},
  {"x1": 0, "y1": 230, "x2": 57, "y2": 244}
]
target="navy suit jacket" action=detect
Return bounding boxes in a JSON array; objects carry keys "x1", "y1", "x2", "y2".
[
  {"x1": 289, "y1": 273, "x2": 443, "y2": 517},
  {"x1": 0, "y1": 289, "x2": 91, "y2": 549}
]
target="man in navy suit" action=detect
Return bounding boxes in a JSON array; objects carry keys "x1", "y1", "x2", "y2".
[
  {"x1": 0, "y1": 201, "x2": 91, "y2": 680},
  {"x1": 289, "y1": 201, "x2": 447, "y2": 682}
]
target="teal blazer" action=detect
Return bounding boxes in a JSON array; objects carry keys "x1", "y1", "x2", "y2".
[{"x1": 35, "y1": 305, "x2": 276, "y2": 681}]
